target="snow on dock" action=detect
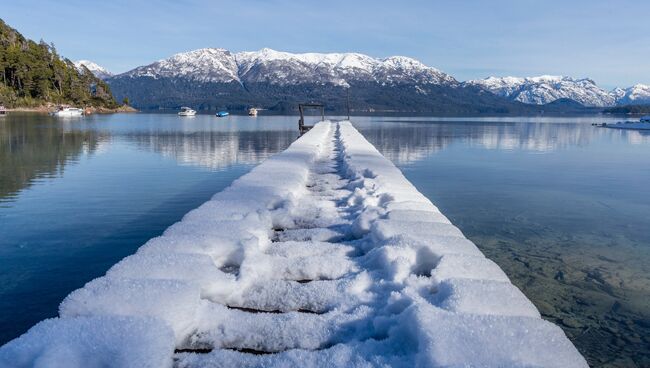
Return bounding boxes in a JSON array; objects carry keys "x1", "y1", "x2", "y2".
[{"x1": 0, "y1": 121, "x2": 587, "y2": 367}]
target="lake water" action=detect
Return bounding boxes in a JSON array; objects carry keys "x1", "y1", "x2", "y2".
[{"x1": 1, "y1": 113, "x2": 649, "y2": 366}]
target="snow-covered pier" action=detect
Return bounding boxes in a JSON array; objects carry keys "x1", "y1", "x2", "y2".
[{"x1": 0, "y1": 121, "x2": 587, "y2": 367}]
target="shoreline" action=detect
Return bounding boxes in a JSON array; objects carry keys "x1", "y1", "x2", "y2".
[{"x1": 6, "y1": 105, "x2": 138, "y2": 114}]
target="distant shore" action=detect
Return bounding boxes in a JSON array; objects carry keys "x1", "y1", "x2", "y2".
[{"x1": 7, "y1": 105, "x2": 138, "y2": 114}]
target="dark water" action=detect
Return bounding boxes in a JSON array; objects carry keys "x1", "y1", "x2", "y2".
[{"x1": 1, "y1": 114, "x2": 649, "y2": 366}]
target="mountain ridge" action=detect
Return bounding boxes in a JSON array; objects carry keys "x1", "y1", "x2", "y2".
[
  {"x1": 466, "y1": 75, "x2": 650, "y2": 107},
  {"x1": 83, "y1": 48, "x2": 649, "y2": 112},
  {"x1": 106, "y1": 48, "x2": 528, "y2": 113},
  {"x1": 115, "y1": 47, "x2": 458, "y2": 87}
]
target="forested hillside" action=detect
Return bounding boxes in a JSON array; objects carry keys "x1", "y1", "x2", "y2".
[{"x1": 0, "y1": 19, "x2": 116, "y2": 108}]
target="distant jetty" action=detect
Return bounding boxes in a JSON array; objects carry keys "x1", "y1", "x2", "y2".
[{"x1": 0, "y1": 121, "x2": 586, "y2": 367}]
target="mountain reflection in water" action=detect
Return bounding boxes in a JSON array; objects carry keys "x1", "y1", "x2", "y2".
[
  {"x1": 125, "y1": 130, "x2": 295, "y2": 170},
  {"x1": 0, "y1": 113, "x2": 298, "y2": 203},
  {"x1": 357, "y1": 118, "x2": 650, "y2": 165}
]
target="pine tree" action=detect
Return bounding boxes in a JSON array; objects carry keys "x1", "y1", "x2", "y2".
[{"x1": 0, "y1": 18, "x2": 117, "y2": 108}]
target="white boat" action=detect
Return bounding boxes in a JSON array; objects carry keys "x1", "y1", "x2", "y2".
[
  {"x1": 0, "y1": 105, "x2": 6, "y2": 117},
  {"x1": 178, "y1": 107, "x2": 196, "y2": 116},
  {"x1": 248, "y1": 107, "x2": 258, "y2": 116},
  {"x1": 51, "y1": 107, "x2": 84, "y2": 117}
]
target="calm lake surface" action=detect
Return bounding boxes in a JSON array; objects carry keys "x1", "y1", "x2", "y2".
[{"x1": 1, "y1": 113, "x2": 649, "y2": 366}]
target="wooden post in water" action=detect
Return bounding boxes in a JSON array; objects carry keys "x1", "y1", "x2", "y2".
[
  {"x1": 346, "y1": 88, "x2": 350, "y2": 121},
  {"x1": 298, "y1": 103, "x2": 325, "y2": 135}
]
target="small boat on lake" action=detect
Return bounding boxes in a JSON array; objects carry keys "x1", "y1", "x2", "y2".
[
  {"x1": 0, "y1": 105, "x2": 6, "y2": 117},
  {"x1": 248, "y1": 108, "x2": 258, "y2": 116},
  {"x1": 178, "y1": 107, "x2": 196, "y2": 116},
  {"x1": 50, "y1": 106, "x2": 84, "y2": 117},
  {"x1": 216, "y1": 111, "x2": 229, "y2": 117},
  {"x1": 594, "y1": 115, "x2": 650, "y2": 130}
]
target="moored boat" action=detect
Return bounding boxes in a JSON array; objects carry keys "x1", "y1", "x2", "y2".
[
  {"x1": 178, "y1": 107, "x2": 196, "y2": 116},
  {"x1": 0, "y1": 105, "x2": 6, "y2": 116},
  {"x1": 50, "y1": 106, "x2": 84, "y2": 117},
  {"x1": 216, "y1": 111, "x2": 229, "y2": 117},
  {"x1": 248, "y1": 107, "x2": 258, "y2": 116}
]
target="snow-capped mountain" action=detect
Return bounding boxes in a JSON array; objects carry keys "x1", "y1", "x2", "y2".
[
  {"x1": 74, "y1": 60, "x2": 113, "y2": 80},
  {"x1": 119, "y1": 47, "x2": 457, "y2": 87},
  {"x1": 96, "y1": 47, "x2": 650, "y2": 111},
  {"x1": 615, "y1": 84, "x2": 650, "y2": 105},
  {"x1": 108, "y1": 47, "x2": 617, "y2": 113},
  {"x1": 465, "y1": 75, "x2": 616, "y2": 107},
  {"x1": 123, "y1": 48, "x2": 239, "y2": 83},
  {"x1": 235, "y1": 48, "x2": 457, "y2": 86},
  {"x1": 109, "y1": 47, "x2": 522, "y2": 112}
]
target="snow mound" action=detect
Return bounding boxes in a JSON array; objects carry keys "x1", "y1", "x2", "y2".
[
  {"x1": 406, "y1": 304, "x2": 588, "y2": 367},
  {"x1": 59, "y1": 277, "x2": 201, "y2": 344},
  {"x1": 0, "y1": 316, "x2": 174, "y2": 368}
]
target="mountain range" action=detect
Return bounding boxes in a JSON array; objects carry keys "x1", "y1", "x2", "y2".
[
  {"x1": 102, "y1": 48, "x2": 525, "y2": 113},
  {"x1": 465, "y1": 76, "x2": 650, "y2": 107},
  {"x1": 79, "y1": 48, "x2": 650, "y2": 112}
]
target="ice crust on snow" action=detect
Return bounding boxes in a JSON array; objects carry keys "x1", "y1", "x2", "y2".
[
  {"x1": 0, "y1": 316, "x2": 174, "y2": 368},
  {"x1": 0, "y1": 121, "x2": 587, "y2": 367}
]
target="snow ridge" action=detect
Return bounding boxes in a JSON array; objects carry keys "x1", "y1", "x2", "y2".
[
  {"x1": 119, "y1": 48, "x2": 457, "y2": 87},
  {"x1": 74, "y1": 60, "x2": 113, "y2": 80},
  {"x1": 0, "y1": 121, "x2": 587, "y2": 368}
]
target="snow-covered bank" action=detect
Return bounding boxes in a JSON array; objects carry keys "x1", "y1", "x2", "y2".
[{"x1": 0, "y1": 121, "x2": 587, "y2": 367}]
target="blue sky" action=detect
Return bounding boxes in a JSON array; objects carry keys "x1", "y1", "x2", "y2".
[{"x1": 3, "y1": 0, "x2": 649, "y2": 88}]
